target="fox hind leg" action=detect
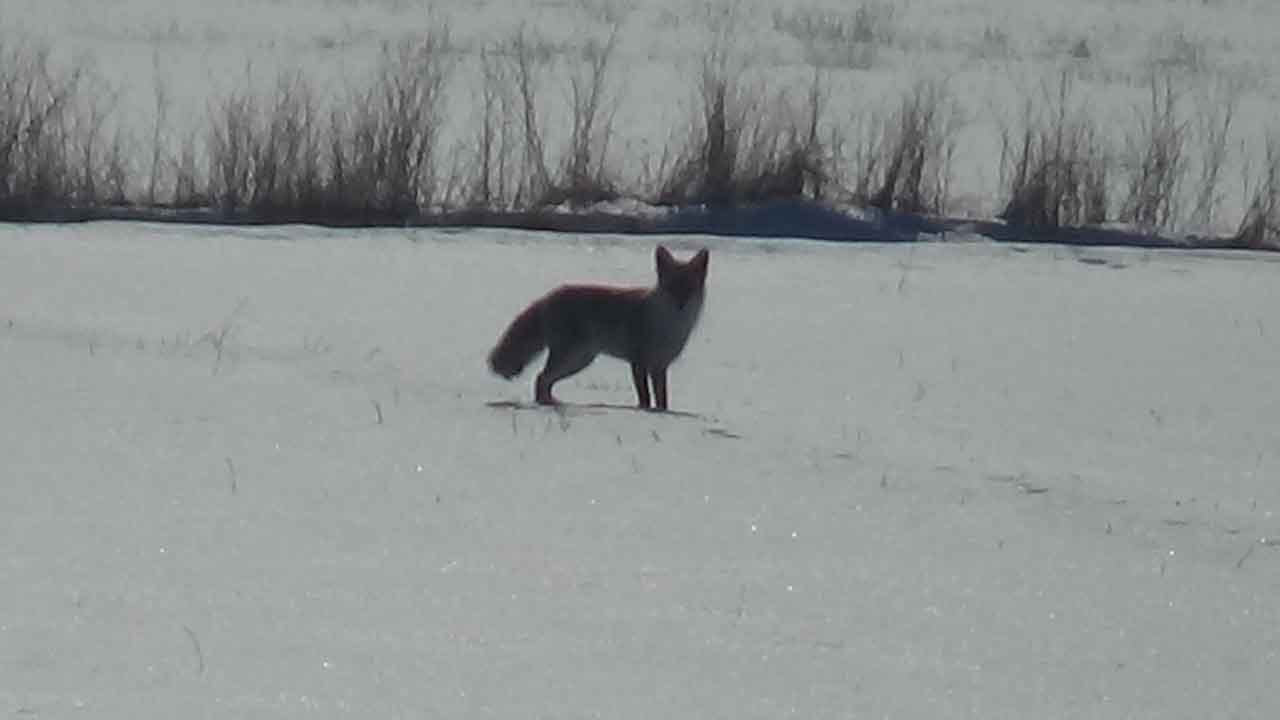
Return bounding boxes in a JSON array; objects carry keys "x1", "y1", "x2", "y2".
[
  {"x1": 630, "y1": 362, "x2": 651, "y2": 409},
  {"x1": 535, "y1": 345, "x2": 596, "y2": 405}
]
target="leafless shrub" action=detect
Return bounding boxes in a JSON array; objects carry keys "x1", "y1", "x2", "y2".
[
  {"x1": 0, "y1": 41, "x2": 74, "y2": 211},
  {"x1": 101, "y1": 125, "x2": 130, "y2": 205},
  {"x1": 653, "y1": 49, "x2": 745, "y2": 205},
  {"x1": 734, "y1": 71, "x2": 833, "y2": 203},
  {"x1": 650, "y1": 39, "x2": 833, "y2": 207},
  {"x1": 1120, "y1": 74, "x2": 1189, "y2": 232},
  {"x1": 204, "y1": 30, "x2": 452, "y2": 220},
  {"x1": 0, "y1": 39, "x2": 127, "y2": 216},
  {"x1": 846, "y1": 78, "x2": 957, "y2": 215},
  {"x1": 326, "y1": 30, "x2": 453, "y2": 220},
  {"x1": 139, "y1": 50, "x2": 203, "y2": 207},
  {"x1": 249, "y1": 72, "x2": 323, "y2": 217},
  {"x1": 463, "y1": 46, "x2": 519, "y2": 209},
  {"x1": 208, "y1": 71, "x2": 324, "y2": 217},
  {"x1": 999, "y1": 72, "x2": 1109, "y2": 228},
  {"x1": 1188, "y1": 81, "x2": 1238, "y2": 232},
  {"x1": 207, "y1": 72, "x2": 321, "y2": 216},
  {"x1": 1236, "y1": 133, "x2": 1279, "y2": 249},
  {"x1": 547, "y1": 26, "x2": 622, "y2": 207},
  {"x1": 465, "y1": 25, "x2": 623, "y2": 210},
  {"x1": 206, "y1": 72, "x2": 256, "y2": 212},
  {"x1": 146, "y1": 50, "x2": 168, "y2": 206},
  {"x1": 172, "y1": 129, "x2": 205, "y2": 207},
  {"x1": 503, "y1": 26, "x2": 554, "y2": 208},
  {"x1": 71, "y1": 79, "x2": 128, "y2": 206}
]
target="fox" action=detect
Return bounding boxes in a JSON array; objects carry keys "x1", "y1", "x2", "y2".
[{"x1": 487, "y1": 244, "x2": 709, "y2": 411}]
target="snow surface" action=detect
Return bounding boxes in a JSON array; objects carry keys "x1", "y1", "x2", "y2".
[{"x1": 2, "y1": 222, "x2": 1278, "y2": 717}]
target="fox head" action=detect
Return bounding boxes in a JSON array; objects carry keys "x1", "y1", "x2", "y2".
[{"x1": 655, "y1": 245, "x2": 709, "y2": 310}]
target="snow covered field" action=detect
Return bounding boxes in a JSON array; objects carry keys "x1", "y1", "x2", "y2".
[
  {"x1": 2, "y1": 222, "x2": 1278, "y2": 717},
  {"x1": 3, "y1": 0, "x2": 1280, "y2": 716}
]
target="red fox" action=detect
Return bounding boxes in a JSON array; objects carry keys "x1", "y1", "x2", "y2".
[{"x1": 488, "y1": 245, "x2": 709, "y2": 410}]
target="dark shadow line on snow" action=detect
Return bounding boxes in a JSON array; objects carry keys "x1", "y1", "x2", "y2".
[
  {"x1": 485, "y1": 399, "x2": 704, "y2": 419},
  {"x1": 2, "y1": 201, "x2": 1273, "y2": 255}
]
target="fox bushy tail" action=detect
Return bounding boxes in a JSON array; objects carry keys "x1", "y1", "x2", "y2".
[{"x1": 488, "y1": 300, "x2": 546, "y2": 378}]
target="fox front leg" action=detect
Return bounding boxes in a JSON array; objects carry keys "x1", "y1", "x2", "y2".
[
  {"x1": 630, "y1": 362, "x2": 651, "y2": 409},
  {"x1": 650, "y1": 367, "x2": 668, "y2": 411}
]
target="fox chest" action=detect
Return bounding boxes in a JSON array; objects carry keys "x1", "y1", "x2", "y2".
[{"x1": 633, "y1": 294, "x2": 703, "y2": 367}]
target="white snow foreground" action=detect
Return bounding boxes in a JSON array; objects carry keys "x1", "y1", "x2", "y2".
[{"x1": 2, "y1": 222, "x2": 1278, "y2": 718}]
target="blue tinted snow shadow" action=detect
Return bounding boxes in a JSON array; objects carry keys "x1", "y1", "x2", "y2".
[{"x1": 653, "y1": 200, "x2": 943, "y2": 243}]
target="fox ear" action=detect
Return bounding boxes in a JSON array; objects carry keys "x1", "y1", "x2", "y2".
[
  {"x1": 690, "y1": 248, "x2": 709, "y2": 277},
  {"x1": 655, "y1": 245, "x2": 675, "y2": 272}
]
